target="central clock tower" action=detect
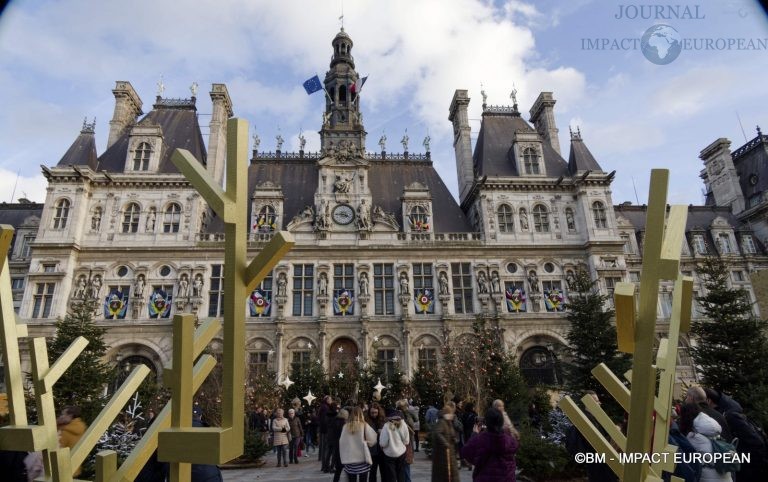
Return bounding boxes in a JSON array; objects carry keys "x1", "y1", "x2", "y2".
[{"x1": 313, "y1": 28, "x2": 375, "y2": 236}]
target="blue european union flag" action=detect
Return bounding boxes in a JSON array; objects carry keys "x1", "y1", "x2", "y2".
[{"x1": 303, "y1": 75, "x2": 323, "y2": 95}]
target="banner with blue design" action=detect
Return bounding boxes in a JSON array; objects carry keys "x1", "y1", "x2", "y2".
[
  {"x1": 544, "y1": 289, "x2": 566, "y2": 312},
  {"x1": 414, "y1": 289, "x2": 434, "y2": 313},
  {"x1": 333, "y1": 289, "x2": 354, "y2": 316},
  {"x1": 148, "y1": 289, "x2": 172, "y2": 318},
  {"x1": 249, "y1": 288, "x2": 271, "y2": 316},
  {"x1": 104, "y1": 290, "x2": 128, "y2": 319},
  {"x1": 505, "y1": 285, "x2": 527, "y2": 313}
]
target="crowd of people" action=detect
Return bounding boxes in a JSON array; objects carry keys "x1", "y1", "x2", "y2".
[{"x1": 249, "y1": 395, "x2": 521, "y2": 482}]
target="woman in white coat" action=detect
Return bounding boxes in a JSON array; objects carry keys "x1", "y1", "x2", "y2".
[
  {"x1": 339, "y1": 407, "x2": 378, "y2": 482},
  {"x1": 680, "y1": 402, "x2": 732, "y2": 482}
]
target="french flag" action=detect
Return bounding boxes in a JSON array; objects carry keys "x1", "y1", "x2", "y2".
[{"x1": 350, "y1": 75, "x2": 368, "y2": 94}]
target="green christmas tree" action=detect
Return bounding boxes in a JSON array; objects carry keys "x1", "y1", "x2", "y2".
[
  {"x1": 563, "y1": 270, "x2": 630, "y2": 420},
  {"x1": 47, "y1": 299, "x2": 113, "y2": 422},
  {"x1": 284, "y1": 348, "x2": 328, "y2": 407},
  {"x1": 358, "y1": 356, "x2": 406, "y2": 408},
  {"x1": 691, "y1": 257, "x2": 768, "y2": 427}
]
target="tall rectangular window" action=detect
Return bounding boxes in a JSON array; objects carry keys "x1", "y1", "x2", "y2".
[
  {"x1": 621, "y1": 234, "x2": 634, "y2": 254},
  {"x1": 208, "y1": 264, "x2": 224, "y2": 317},
  {"x1": 659, "y1": 292, "x2": 673, "y2": 318},
  {"x1": 21, "y1": 235, "x2": 35, "y2": 258},
  {"x1": 11, "y1": 278, "x2": 24, "y2": 290},
  {"x1": 378, "y1": 349, "x2": 396, "y2": 381},
  {"x1": 542, "y1": 280, "x2": 566, "y2": 312},
  {"x1": 412, "y1": 263, "x2": 434, "y2": 314},
  {"x1": 741, "y1": 235, "x2": 757, "y2": 254},
  {"x1": 248, "y1": 272, "x2": 273, "y2": 317},
  {"x1": 417, "y1": 348, "x2": 438, "y2": 372},
  {"x1": 605, "y1": 277, "x2": 622, "y2": 307},
  {"x1": 291, "y1": 350, "x2": 311, "y2": 376},
  {"x1": 32, "y1": 283, "x2": 55, "y2": 318},
  {"x1": 373, "y1": 263, "x2": 395, "y2": 315},
  {"x1": 719, "y1": 234, "x2": 732, "y2": 254},
  {"x1": 292, "y1": 264, "x2": 314, "y2": 316},
  {"x1": 248, "y1": 351, "x2": 269, "y2": 377},
  {"x1": 451, "y1": 262, "x2": 473, "y2": 314},
  {"x1": 693, "y1": 234, "x2": 707, "y2": 254}
]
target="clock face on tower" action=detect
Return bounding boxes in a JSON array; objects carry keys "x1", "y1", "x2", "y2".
[{"x1": 332, "y1": 204, "x2": 355, "y2": 225}]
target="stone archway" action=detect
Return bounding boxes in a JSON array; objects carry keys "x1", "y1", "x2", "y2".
[
  {"x1": 329, "y1": 337, "x2": 359, "y2": 374},
  {"x1": 519, "y1": 346, "x2": 561, "y2": 386}
]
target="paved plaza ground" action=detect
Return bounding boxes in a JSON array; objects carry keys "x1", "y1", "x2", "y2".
[{"x1": 222, "y1": 449, "x2": 440, "y2": 482}]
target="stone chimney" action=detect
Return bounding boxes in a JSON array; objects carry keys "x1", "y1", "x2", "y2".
[
  {"x1": 208, "y1": 84, "x2": 234, "y2": 186},
  {"x1": 700, "y1": 138, "x2": 744, "y2": 213},
  {"x1": 107, "y1": 81, "x2": 143, "y2": 149},
  {"x1": 449, "y1": 90, "x2": 473, "y2": 204},
  {"x1": 529, "y1": 92, "x2": 561, "y2": 156}
]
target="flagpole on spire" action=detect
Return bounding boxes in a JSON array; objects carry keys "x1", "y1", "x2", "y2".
[{"x1": 339, "y1": 0, "x2": 344, "y2": 30}]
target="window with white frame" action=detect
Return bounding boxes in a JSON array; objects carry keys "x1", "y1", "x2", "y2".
[
  {"x1": 621, "y1": 233, "x2": 634, "y2": 254},
  {"x1": 693, "y1": 234, "x2": 707, "y2": 254},
  {"x1": 741, "y1": 235, "x2": 757, "y2": 254},
  {"x1": 208, "y1": 264, "x2": 224, "y2": 317},
  {"x1": 451, "y1": 262, "x2": 473, "y2": 314},
  {"x1": 592, "y1": 201, "x2": 608, "y2": 228},
  {"x1": 629, "y1": 271, "x2": 640, "y2": 282},
  {"x1": 532, "y1": 204, "x2": 550, "y2": 233},
  {"x1": 658, "y1": 291, "x2": 673, "y2": 318},
  {"x1": 523, "y1": 147, "x2": 540, "y2": 175},
  {"x1": 20, "y1": 234, "x2": 35, "y2": 258},
  {"x1": 32, "y1": 283, "x2": 55, "y2": 318},
  {"x1": 163, "y1": 203, "x2": 181, "y2": 233},
  {"x1": 292, "y1": 264, "x2": 314, "y2": 316},
  {"x1": 497, "y1": 204, "x2": 514, "y2": 232},
  {"x1": 605, "y1": 277, "x2": 622, "y2": 306},
  {"x1": 291, "y1": 350, "x2": 311, "y2": 376},
  {"x1": 53, "y1": 199, "x2": 70, "y2": 229},
  {"x1": 417, "y1": 348, "x2": 438, "y2": 372},
  {"x1": 122, "y1": 203, "x2": 141, "y2": 233},
  {"x1": 378, "y1": 349, "x2": 397, "y2": 381},
  {"x1": 373, "y1": 263, "x2": 395, "y2": 315},
  {"x1": 133, "y1": 142, "x2": 151, "y2": 171},
  {"x1": 718, "y1": 233, "x2": 732, "y2": 254},
  {"x1": 732, "y1": 270, "x2": 745, "y2": 282},
  {"x1": 248, "y1": 351, "x2": 270, "y2": 377}
]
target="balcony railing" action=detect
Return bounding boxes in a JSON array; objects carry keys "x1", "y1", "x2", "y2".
[{"x1": 196, "y1": 231, "x2": 483, "y2": 244}]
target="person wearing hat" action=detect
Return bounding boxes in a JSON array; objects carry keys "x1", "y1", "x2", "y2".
[{"x1": 379, "y1": 409, "x2": 410, "y2": 482}]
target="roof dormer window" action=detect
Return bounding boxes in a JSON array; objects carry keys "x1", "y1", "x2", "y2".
[
  {"x1": 523, "y1": 148, "x2": 540, "y2": 175},
  {"x1": 133, "y1": 142, "x2": 151, "y2": 171}
]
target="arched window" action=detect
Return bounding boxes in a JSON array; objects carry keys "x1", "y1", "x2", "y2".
[
  {"x1": 163, "y1": 203, "x2": 181, "y2": 233},
  {"x1": 523, "y1": 148, "x2": 540, "y2": 175},
  {"x1": 497, "y1": 204, "x2": 514, "y2": 233},
  {"x1": 592, "y1": 201, "x2": 607, "y2": 229},
  {"x1": 565, "y1": 207, "x2": 576, "y2": 231},
  {"x1": 520, "y1": 346, "x2": 561, "y2": 386},
  {"x1": 255, "y1": 205, "x2": 277, "y2": 232},
  {"x1": 533, "y1": 204, "x2": 550, "y2": 233},
  {"x1": 339, "y1": 84, "x2": 347, "y2": 103},
  {"x1": 133, "y1": 142, "x2": 151, "y2": 171},
  {"x1": 53, "y1": 199, "x2": 70, "y2": 229},
  {"x1": 122, "y1": 203, "x2": 141, "y2": 233},
  {"x1": 409, "y1": 205, "x2": 430, "y2": 231}
]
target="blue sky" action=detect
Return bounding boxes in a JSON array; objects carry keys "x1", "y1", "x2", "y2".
[{"x1": 1, "y1": 0, "x2": 766, "y2": 206}]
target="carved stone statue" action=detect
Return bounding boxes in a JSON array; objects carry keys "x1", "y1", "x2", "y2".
[
  {"x1": 192, "y1": 274, "x2": 204, "y2": 297},
  {"x1": 134, "y1": 274, "x2": 146, "y2": 298},
  {"x1": 178, "y1": 273, "x2": 190, "y2": 297},
  {"x1": 359, "y1": 272, "x2": 369, "y2": 296},
  {"x1": 91, "y1": 208, "x2": 102, "y2": 231},
  {"x1": 253, "y1": 133, "x2": 260, "y2": 150},
  {"x1": 477, "y1": 271, "x2": 489, "y2": 294},
  {"x1": 299, "y1": 132, "x2": 307, "y2": 151},
  {"x1": 277, "y1": 272, "x2": 288, "y2": 297},
  {"x1": 276, "y1": 134, "x2": 284, "y2": 151},
  {"x1": 318, "y1": 272, "x2": 328, "y2": 296},
  {"x1": 527, "y1": 270, "x2": 540, "y2": 294},
  {"x1": 334, "y1": 173, "x2": 354, "y2": 193},
  {"x1": 438, "y1": 271, "x2": 450, "y2": 295},
  {"x1": 378, "y1": 133, "x2": 387, "y2": 151},
  {"x1": 357, "y1": 199, "x2": 371, "y2": 230},
  {"x1": 322, "y1": 111, "x2": 331, "y2": 126},
  {"x1": 89, "y1": 275, "x2": 102, "y2": 299},
  {"x1": 520, "y1": 208, "x2": 529, "y2": 231},
  {"x1": 146, "y1": 209, "x2": 156, "y2": 232},
  {"x1": 491, "y1": 271, "x2": 501, "y2": 294},
  {"x1": 423, "y1": 135, "x2": 431, "y2": 152},
  {"x1": 74, "y1": 275, "x2": 87, "y2": 299},
  {"x1": 401, "y1": 130, "x2": 409, "y2": 151},
  {"x1": 399, "y1": 272, "x2": 410, "y2": 295}
]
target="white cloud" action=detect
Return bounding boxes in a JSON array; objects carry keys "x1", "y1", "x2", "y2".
[{"x1": 0, "y1": 168, "x2": 47, "y2": 203}]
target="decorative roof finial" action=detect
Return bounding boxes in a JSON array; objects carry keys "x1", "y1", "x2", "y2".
[
  {"x1": 378, "y1": 131, "x2": 387, "y2": 152},
  {"x1": 81, "y1": 117, "x2": 96, "y2": 134},
  {"x1": 401, "y1": 129, "x2": 409, "y2": 151},
  {"x1": 275, "y1": 126, "x2": 284, "y2": 151},
  {"x1": 570, "y1": 125, "x2": 582, "y2": 140},
  {"x1": 298, "y1": 129, "x2": 307, "y2": 151},
  {"x1": 157, "y1": 75, "x2": 165, "y2": 97},
  {"x1": 190, "y1": 81, "x2": 199, "y2": 97},
  {"x1": 510, "y1": 84, "x2": 518, "y2": 107},
  {"x1": 480, "y1": 83, "x2": 487, "y2": 109}
]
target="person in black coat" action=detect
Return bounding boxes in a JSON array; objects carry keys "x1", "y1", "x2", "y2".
[
  {"x1": 328, "y1": 408, "x2": 348, "y2": 482},
  {"x1": 0, "y1": 450, "x2": 27, "y2": 482}
]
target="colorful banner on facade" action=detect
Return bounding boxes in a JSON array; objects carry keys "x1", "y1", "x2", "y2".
[
  {"x1": 409, "y1": 214, "x2": 430, "y2": 232},
  {"x1": 249, "y1": 288, "x2": 271, "y2": 316},
  {"x1": 104, "y1": 290, "x2": 128, "y2": 319},
  {"x1": 544, "y1": 289, "x2": 566, "y2": 312},
  {"x1": 505, "y1": 286, "x2": 527, "y2": 313},
  {"x1": 253, "y1": 213, "x2": 277, "y2": 232},
  {"x1": 333, "y1": 289, "x2": 354, "y2": 315},
  {"x1": 414, "y1": 289, "x2": 434, "y2": 313},
  {"x1": 148, "y1": 289, "x2": 172, "y2": 318}
]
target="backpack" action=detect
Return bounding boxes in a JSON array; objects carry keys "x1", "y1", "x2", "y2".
[{"x1": 706, "y1": 436, "x2": 740, "y2": 474}]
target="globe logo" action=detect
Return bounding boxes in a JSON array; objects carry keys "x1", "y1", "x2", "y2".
[{"x1": 641, "y1": 24, "x2": 682, "y2": 65}]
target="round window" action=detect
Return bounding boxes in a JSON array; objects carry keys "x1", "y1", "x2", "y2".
[
  {"x1": 117, "y1": 266, "x2": 128, "y2": 277},
  {"x1": 544, "y1": 262, "x2": 555, "y2": 273},
  {"x1": 159, "y1": 265, "x2": 171, "y2": 277},
  {"x1": 749, "y1": 174, "x2": 759, "y2": 186},
  {"x1": 506, "y1": 263, "x2": 518, "y2": 274}
]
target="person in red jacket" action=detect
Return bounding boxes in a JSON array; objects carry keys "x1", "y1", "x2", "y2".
[{"x1": 460, "y1": 407, "x2": 519, "y2": 482}]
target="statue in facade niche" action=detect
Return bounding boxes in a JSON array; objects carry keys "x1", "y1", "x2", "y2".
[
  {"x1": 359, "y1": 272, "x2": 369, "y2": 296},
  {"x1": 520, "y1": 208, "x2": 529, "y2": 231},
  {"x1": 527, "y1": 270, "x2": 540, "y2": 293},
  {"x1": 318, "y1": 272, "x2": 328, "y2": 296},
  {"x1": 178, "y1": 274, "x2": 190, "y2": 297},
  {"x1": 146, "y1": 209, "x2": 156, "y2": 232},
  {"x1": 477, "y1": 271, "x2": 489, "y2": 294},
  {"x1": 134, "y1": 275, "x2": 146, "y2": 298},
  {"x1": 192, "y1": 274, "x2": 204, "y2": 297},
  {"x1": 438, "y1": 271, "x2": 450, "y2": 295},
  {"x1": 91, "y1": 208, "x2": 102, "y2": 231},
  {"x1": 399, "y1": 272, "x2": 410, "y2": 295},
  {"x1": 277, "y1": 273, "x2": 287, "y2": 297},
  {"x1": 334, "y1": 172, "x2": 354, "y2": 193},
  {"x1": 491, "y1": 271, "x2": 501, "y2": 294},
  {"x1": 358, "y1": 199, "x2": 371, "y2": 230},
  {"x1": 89, "y1": 275, "x2": 102, "y2": 299},
  {"x1": 74, "y1": 275, "x2": 87, "y2": 299}
]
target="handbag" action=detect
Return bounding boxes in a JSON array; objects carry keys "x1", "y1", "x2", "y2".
[{"x1": 405, "y1": 427, "x2": 415, "y2": 464}]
